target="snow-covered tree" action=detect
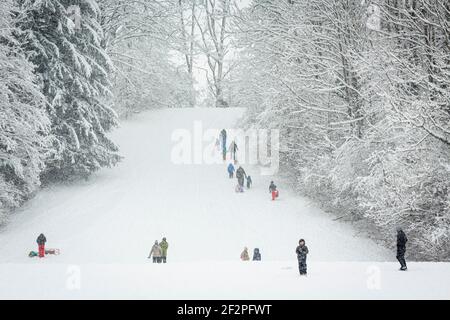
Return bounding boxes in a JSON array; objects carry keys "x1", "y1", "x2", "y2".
[
  {"x1": 110, "y1": 35, "x2": 195, "y2": 116},
  {"x1": 195, "y1": 0, "x2": 236, "y2": 107},
  {"x1": 0, "y1": 0, "x2": 49, "y2": 223},
  {"x1": 232, "y1": 0, "x2": 450, "y2": 260},
  {"x1": 16, "y1": 0, "x2": 121, "y2": 181},
  {"x1": 99, "y1": 0, "x2": 196, "y2": 115}
]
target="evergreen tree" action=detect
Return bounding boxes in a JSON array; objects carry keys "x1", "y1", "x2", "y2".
[
  {"x1": 17, "y1": 0, "x2": 121, "y2": 181},
  {"x1": 0, "y1": 0, "x2": 50, "y2": 223}
]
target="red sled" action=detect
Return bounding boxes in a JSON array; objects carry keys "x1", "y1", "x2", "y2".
[{"x1": 272, "y1": 190, "x2": 279, "y2": 200}]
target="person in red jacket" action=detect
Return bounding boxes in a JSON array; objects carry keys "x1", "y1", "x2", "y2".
[{"x1": 36, "y1": 233, "x2": 47, "y2": 258}]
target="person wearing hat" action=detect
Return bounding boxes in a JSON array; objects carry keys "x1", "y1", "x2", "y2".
[
  {"x1": 252, "y1": 248, "x2": 261, "y2": 261},
  {"x1": 269, "y1": 181, "x2": 278, "y2": 200},
  {"x1": 295, "y1": 239, "x2": 309, "y2": 275},
  {"x1": 240, "y1": 247, "x2": 250, "y2": 261},
  {"x1": 36, "y1": 233, "x2": 47, "y2": 258},
  {"x1": 160, "y1": 237, "x2": 169, "y2": 263},
  {"x1": 148, "y1": 240, "x2": 162, "y2": 263}
]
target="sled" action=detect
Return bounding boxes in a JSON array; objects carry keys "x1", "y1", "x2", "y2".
[
  {"x1": 28, "y1": 248, "x2": 60, "y2": 257},
  {"x1": 271, "y1": 190, "x2": 279, "y2": 200},
  {"x1": 45, "y1": 248, "x2": 60, "y2": 255},
  {"x1": 28, "y1": 251, "x2": 38, "y2": 258}
]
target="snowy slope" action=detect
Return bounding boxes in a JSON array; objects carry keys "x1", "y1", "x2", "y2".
[{"x1": 0, "y1": 108, "x2": 449, "y2": 299}]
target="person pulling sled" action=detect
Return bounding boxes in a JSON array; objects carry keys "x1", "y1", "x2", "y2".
[
  {"x1": 235, "y1": 166, "x2": 247, "y2": 193},
  {"x1": 269, "y1": 181, "x2": 279, "y2": 200},
  {"x1": 236, "y1": 166, "x2": 247, "y2": 187}
]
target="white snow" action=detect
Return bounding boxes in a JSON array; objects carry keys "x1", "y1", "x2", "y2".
[{"x1": 0, "y1": 108, "x2": 449, "y2": 299}]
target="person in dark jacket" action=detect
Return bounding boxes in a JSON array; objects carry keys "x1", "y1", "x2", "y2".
[
  {"x1": 396, "y1": 227, "x2": 408, "y2": 271},
  {"x1": 296, "y1": 239, "x2": 309, "y2": 275},
  {"x1": 246, "y1": 176, "x2": 252, "y2": 189},
  {"x1": 269, "y1": 181, "x2": 278, "y2": 200},
  {"x1": 253, "y1": 248, "x2": 261, "y2": 261},
  {"x1": 36, "y1": 233, "x2": 47, "y2": 258},
  {"x1": 236, "y1": 166, "x2": 247, "y2": 188},
  {"x1": 229, "y1": 140, "x2": 238, "y2": 161},
  {"x1": 220, "y1": 129, "x2": 227, "y2": 147}
]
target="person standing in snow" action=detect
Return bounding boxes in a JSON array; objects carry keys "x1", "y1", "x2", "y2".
[
  {"x1": 160, "y1": 237, "x2": 169, "y2": 263},
  {"x1": 296, "y1": 239, "x2": 309, "y2": 276},
  {"x1": 253, "y1": 248, "x2": 261, "y2": 261},
  {"x1": 36, "y1": 233, "x2": 47, "y2": 258},
  {"x1": 240, "y1": 247, "x2": 250, "y2": 261},
  {"x1": 269, "y1": 181, "x2": 278, "y2": 200},
  {"x1": 220, "y1": 129, "x2": 227, "y2": 160},
  {"x1": 229, "y1": 140, "x2": 238, "y2": 162},
  {"x1": 148, "y1": 240, "x2": 162, "y2": 263},
  {"x1": 236, "y1": 166, "x2": 247, "y2": 189},
  {"x1": 227, "y1": 163, "x2": 235, "y2": 178},
  {"x1": 246, "y1": 176, "x2": 252, "y2": 189},
  {"x1": 396, "y1": 227, "x2": 408, "y2": 271},
  {"x1": 220, "y1": 129, "x2": 227, "y2": 147}
]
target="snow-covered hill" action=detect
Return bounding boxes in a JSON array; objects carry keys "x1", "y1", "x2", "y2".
[{"x1": 0, "y1": 108, "x2": 448, "y2": 299}]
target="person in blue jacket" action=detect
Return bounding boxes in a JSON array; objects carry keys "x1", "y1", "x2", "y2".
[
  {"x1": 227, "y1": 163, "x2": 235, "y2": 178},
  {"x1": 220, "y1": 129, "x2": 227, "y2": 160}
]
